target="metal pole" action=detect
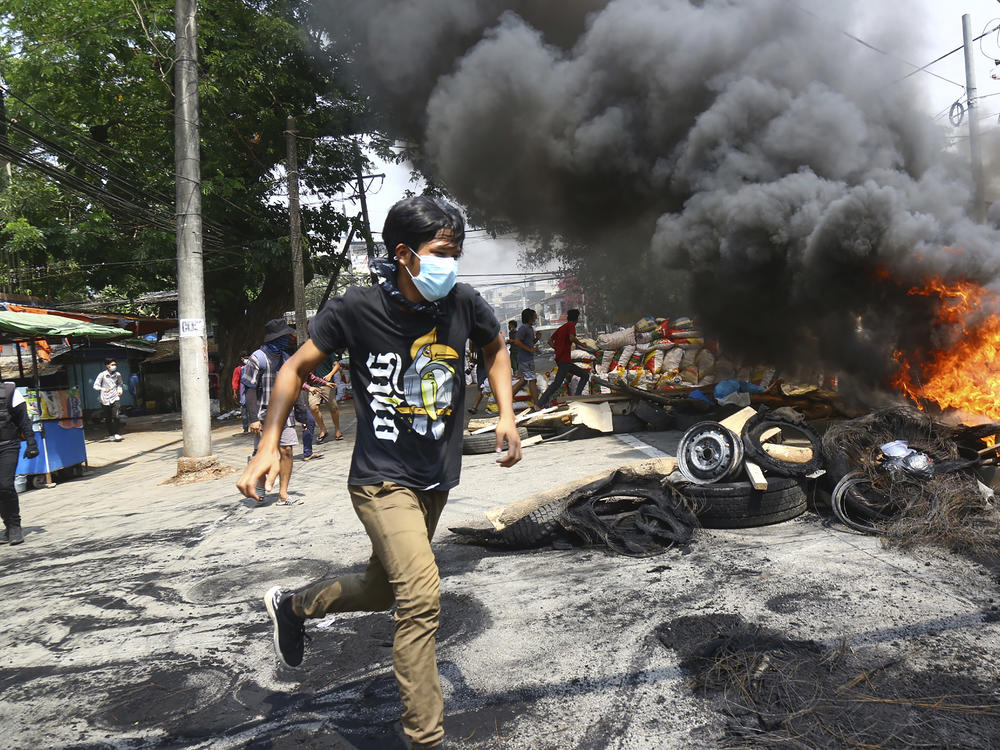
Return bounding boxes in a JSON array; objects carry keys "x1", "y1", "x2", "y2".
[
  {"x1": 963, "y1": 14, "x2": 986, "y2": 223},
  {"x1": 286, "y1": 116, "x2": 308, "y2": 344},
  {"x1": 318, "y1": 219, "x2": 358, "y2": 310},
  {"x1": 174, "y1": 0, "x2": 213, "y2": 459},
  {"x1": 355, "y1": 157, "x2": 377, "y2": 259}
]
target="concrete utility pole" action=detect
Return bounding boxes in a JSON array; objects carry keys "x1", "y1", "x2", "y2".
[
  {"x1": 963, "y1": 13, "x2": 987, "y2": 223},
  {"x1": 174, "y1": 0, "x2": 214, "y2": 465},
  {"x1": 286, "y1": 116, "x2": 307, "y2": 343}
]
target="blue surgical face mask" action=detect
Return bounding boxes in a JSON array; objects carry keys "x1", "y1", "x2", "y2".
[{"x1": 405, "y1": 252, "x2": 458, "y2": 301}]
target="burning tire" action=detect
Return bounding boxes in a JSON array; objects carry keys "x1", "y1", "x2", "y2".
[
  {"x1": 679, "y1": 477, "x2": 807, "y2": 528},
  {"x1": 462, "y1": 426, "x2": 529, "y2": 455}
]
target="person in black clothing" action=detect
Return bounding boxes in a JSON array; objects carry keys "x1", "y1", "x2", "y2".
[
  {"x1": 0, "y1": 383, "x2": 39, "y2": 545},
  {"x1": 238, "y1": 195, "x2": 521, "y2": 749}
]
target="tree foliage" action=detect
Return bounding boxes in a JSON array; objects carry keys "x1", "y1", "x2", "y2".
[{"x1": 0, "y1": 0, "x2": 394, "y2": 399}]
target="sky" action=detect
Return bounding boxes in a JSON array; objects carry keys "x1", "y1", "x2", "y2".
[{"x1": 330, "y1": 0, "x2": 1000, "y2": 281}]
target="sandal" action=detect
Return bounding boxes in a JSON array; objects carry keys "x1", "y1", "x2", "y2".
[
  {"x1": 316, "y1": 432, "x2": 329, "y2": 444},
  {"x1": 334, "y1": 432, "x2": 344, "y2": 440},
  {"x1": 276, "y1": 497, "x2": 302, "y2": 506},
  {"x1": 303, "y1": 452, "x2": 324, "y2": 461}
]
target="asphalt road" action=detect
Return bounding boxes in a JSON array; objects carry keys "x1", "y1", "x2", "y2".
[{"x1": 2, "y1": 402, "x2": 999, "y2": 749}]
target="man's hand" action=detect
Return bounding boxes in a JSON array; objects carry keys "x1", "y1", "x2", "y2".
[
  {"x1": 22, "y1": 443, "x2": 39, "y2": 460},
  {"x1": 236, "y1": 447, "x2": 281, "y2": 501},
  {"x1": 249, "y1": 420, "x2": 262, "y2": 435},
  {"x1": 494, "y1": 416, "x2": 522, "y2": 467}
]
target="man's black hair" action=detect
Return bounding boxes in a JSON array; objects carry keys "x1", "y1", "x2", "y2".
[
  {"x1": 382, "y1": 195, "x2": 465, "y2": 257},
  {"x1": 521, "y1": 308, "x2": 536, "y2": 324},
  {"x1": 104, "y1": 358, "x2": 116, "y2": 366},
  {"x1": 567, "y1": 309, "x2": 580, "y2": 322},
  {"x1": 239, "y1": 350, "x2": 249, "y2": 358}
]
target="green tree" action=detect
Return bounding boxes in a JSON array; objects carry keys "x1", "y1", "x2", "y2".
[{"x1": 0, "y1": 0, "x2": 393, "y2": 404}]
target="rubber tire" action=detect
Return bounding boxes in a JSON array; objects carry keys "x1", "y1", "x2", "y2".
[
  {"x1": 741, "y1": 412, "x2": 824, "y2": 478},
  {"x1": 679, "y1": 477, "x2": 807, "y2": 528},
  {"x1": 499, "y1": 497, "x2": 571, "y2": 546},
  {"x1": 463, "y1": 426, "x2": 529, "y2": 455}
]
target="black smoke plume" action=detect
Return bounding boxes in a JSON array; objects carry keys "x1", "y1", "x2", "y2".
[{"x1": 315, "y1": 0, "x2": 1000, "y2": 385}]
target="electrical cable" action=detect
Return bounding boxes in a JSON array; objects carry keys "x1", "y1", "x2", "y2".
[
  {"x1": 979, "y1": 18, "x2": 1000, "y2": 61},
  {"x1": 1, "y1": 81, "x2": 300, "y2": 235},
  {"x1": 790, "y1": 3, "x2": 966, "y2": 88},
  {"x1": 894, "y1": 23, "x2": 1000, "y2": 87},
  {"x1": 1, "y1": 122, "x2": 289, "y2": 250},
  {"x1": 950, "y1": 101, "x2": 966, "y2": 127}
]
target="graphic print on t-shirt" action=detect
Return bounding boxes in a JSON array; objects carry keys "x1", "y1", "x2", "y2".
[{"x1": 365, "y1": 327, "x2": 459, "y2": 443}]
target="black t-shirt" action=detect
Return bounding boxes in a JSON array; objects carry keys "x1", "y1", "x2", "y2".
[{"x1": 309, "y1": 282, "x2": 500, "y2": 490}]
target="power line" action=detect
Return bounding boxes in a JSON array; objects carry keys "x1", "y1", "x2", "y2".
[
  {"x1": 894, "y1": 23, "x2": 1000, "y2": 87},
  {"x1": 0, "y1": 81, "x2": 294, "y2": 236},
  {"x1": 791, "y1": 3, "x2": 966, "y2": 89}
]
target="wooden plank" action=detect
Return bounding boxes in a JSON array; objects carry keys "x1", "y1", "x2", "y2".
[
  {"x1": 760, "y1": 426, "x2": 782, "y2": 443},
  {"x1": 561, "y1": 393, "x2": 632, "y2": 403},
  {"x1": 471, "y1": 406, "x2": 560, "y2": 434},
  {"x1": 761, "y1": 443, "x2": 813, "y2": 463},
  {"x1": 744, "y1": 460, "x2": 768, "y2": 490},
  {"x1": 719, "y1": 406, "x2": 757, "y2": 434}
]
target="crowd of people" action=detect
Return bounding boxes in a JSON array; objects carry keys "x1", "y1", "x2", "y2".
[{"x1": 468, "y1": 305, "x2": 593, "y2": 414}]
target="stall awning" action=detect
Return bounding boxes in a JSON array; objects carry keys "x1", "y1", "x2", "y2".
[{"x1": 0, "y1": 311, "x2": 131, "y2": 341}]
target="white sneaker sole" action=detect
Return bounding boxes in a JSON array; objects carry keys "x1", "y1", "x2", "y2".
[{"x1": 264, "y1": 586, "x2": 294, "y2": 668}]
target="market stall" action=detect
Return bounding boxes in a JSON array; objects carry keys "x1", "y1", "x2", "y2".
[{"x1": 0, "y1": 310, "x2": 130, "y2": 487}]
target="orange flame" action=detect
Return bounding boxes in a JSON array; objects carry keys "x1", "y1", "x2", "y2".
[{"x1": 892, "y1": 276, "x2": 1000, "y2": 420}]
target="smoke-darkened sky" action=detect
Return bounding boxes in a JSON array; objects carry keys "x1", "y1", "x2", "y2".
[{"x1": 317, "y1": 0, "x2": 1000, "y2": 384}]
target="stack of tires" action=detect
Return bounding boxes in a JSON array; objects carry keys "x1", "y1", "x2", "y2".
[{"x1": 676, "y1": 410, "x2": 823, "y2": 529}]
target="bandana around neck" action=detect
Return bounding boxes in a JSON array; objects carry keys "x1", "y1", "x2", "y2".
[
  {"x1": 369, "y1": 256, "x2": 446, "y2": 319},
  {"x1": 262, "y1": 340, "x2": 288, "y2": 360}
]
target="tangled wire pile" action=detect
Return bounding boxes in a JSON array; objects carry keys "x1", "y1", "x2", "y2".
[
  {"x1": 450, "y1": 468, "x2": 699, "y2": 557},
  {"x1": 658, "y1": 613, "x2": 1000, "y2": 749},
  {"x1": 823, "y1": 407, "x2": 1000, "y2": 554}
]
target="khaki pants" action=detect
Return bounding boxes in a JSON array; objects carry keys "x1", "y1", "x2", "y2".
[
  {"x1": 307, "y1": 384, "x2": 337, "y2": 411},
  {"x1": 294, "y1": 482, "x2": 448, "y2": 748}
]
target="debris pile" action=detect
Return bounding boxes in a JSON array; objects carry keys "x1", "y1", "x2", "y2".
[
  {"x1": 658, "y1": 613, "x2": 1000, "y2": 749},
  {"x1": 672, "y1": 405, "x2": 824, "y2": 529},
  {"x1": 450, "y1": 458, "x2": 698, "y2": 557},
  {"x1": 584, "y1": 314, "x2": 860, "y2": 422},
  {"x1": 823, "y1": 407, "x2": 1000, "y2": 554}
]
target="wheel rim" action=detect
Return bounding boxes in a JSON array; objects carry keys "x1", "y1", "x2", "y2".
[{"x1": 678, "y1": 422, "x2": 744, "y2": 484}]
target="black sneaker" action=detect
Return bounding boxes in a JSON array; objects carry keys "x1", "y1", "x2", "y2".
[{"x1": 264, "y1": 586, "x2": 306, "y2": 667}]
